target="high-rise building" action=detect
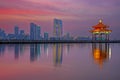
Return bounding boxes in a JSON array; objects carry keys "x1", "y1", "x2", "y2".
[
  {"x1": 30, "y1": 23, "x2": 35, "y2": 40},
  {"x1": 30, "y1": 23, "x2": 41, "y2": 40},
  {"x1": 0, "y1": 29, "x2": 6, "y2": 40},
  {"x1": 44, "y1": 32, "x2": 49, "y2": 40},
  {"x1": 14, "y1": 26, "x2": 19, "y2": 39},
  {"x1": 19, "y1": 30, "x2": 25, "y2": 39},
  {"x1": 0, "y1": 29, "x2": 2, "y2": 39},
  {"x1": 36, "y1": 26, "x2": 41, "y2": 40},
  {"x1": 53, "y1": 19, "x2": 63, "y2": 39}
]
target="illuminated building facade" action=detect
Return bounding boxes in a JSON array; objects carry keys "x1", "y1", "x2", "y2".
[
  {"x1": 53, "y1": 19, "x2": 63, "y2": 39},
  {"x1": 90, "y1": 19, "x2": 112, "y2": 41}
]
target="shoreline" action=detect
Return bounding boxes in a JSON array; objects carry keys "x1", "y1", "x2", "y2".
[{"x1": 0, "y1": 40, "x2": 120, "y2": 44}]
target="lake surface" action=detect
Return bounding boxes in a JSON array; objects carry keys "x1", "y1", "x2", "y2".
[{"x1": 0, "y1": 43, "x2": 120, "y2": 80}]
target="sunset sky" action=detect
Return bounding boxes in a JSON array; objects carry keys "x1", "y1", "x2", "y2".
[{"x1": 0, "y1": 0, "x2": 120, "y2": 39}]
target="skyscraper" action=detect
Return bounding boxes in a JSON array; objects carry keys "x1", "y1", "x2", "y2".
[
  {"x1": 30, "y1": 23, "x2": 35, "y2": 40},
  {"x1": 14, "y1": 26, "x2": 19, "y2": 39},
  {"x1": 53, "y1": 19, "x2": 63, "y2": 39},
  {"x1": 0, "y1": 29, "x2": 6, "y2": 40},
  {"x1": 19, "y1": 30, "x2": 25, "y2": 39},
  {"x1": 36, "y1": 26, "x2": 41, "y2": 40},
  {"x1": 30, "y1": 23, "x2": 41, "y2": 40},
  {"x1": 44, "y1": 32, "x2": 49, "y2": 40}
]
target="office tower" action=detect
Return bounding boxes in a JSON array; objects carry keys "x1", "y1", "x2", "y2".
[
  {"x1": 53, "y1": 19, "x2": 63, "y2": 39},
  {"x1": 0, "y1": 30, "x2": 6, "y2": 39},
  {"x1": 20, "y1": 30, "x2": 24, "y2": 35},
  {"x1": 14, "y1": 26, "x2": 19, "y2": 35},
  {"x1": 30, "y1": 23, "x2": 41, "y2": 40},
  {"x1": 14, "y1": 26, "x2": 19, "y2": 39},
  {"x1": 36, "y1": 26, "x2": 41, "y2": 40},
  {"x1": 0, "y1": 29, "x2": 2, "y2": 39},
  {"x1": 44, "y1": 32, "x2": 49, "y2": 40},
  {"x1": 19, "y1": 30, "x2": 25, "y2": 39},
  {"x1": 30, "y1": 23, "x2": 35, "y2": 40},
  {"x1": 7, "y1": 34, "x2": 15, "y2": 40}
]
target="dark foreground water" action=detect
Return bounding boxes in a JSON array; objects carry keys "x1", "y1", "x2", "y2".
[{"x1": 0, "y1": 43, "x2": 120, "y2": 80}]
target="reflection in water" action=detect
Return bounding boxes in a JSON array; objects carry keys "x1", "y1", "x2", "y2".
[
  {"x1": 14, "y1": 44, "x2": 26, "y2": 59},
  {"x1": 65, "y1": 44, "x2": 70, "y2": 55},
  {"x1": 44, "y1": 44, "x2": 48, "y2": 56},
  {"x1": 53, "y1": 44, "x2": 63, "y2": 66},
  {"x1": 0, "y1": 44, "x2": 5, "y2": 56},
  {"x1": 92, "y1": 43, "x2": 111, "y2": 67},
  {"x1": 30, "y1": 44, "x2": 41, "y2": 62},
  {"x1": 1, "y1": 43, "x2": 120, "y2": 80},
  {"x1": 15, "y1": 44, "x2": 19, "y2": 59},
  {"x1": 0, "y1": 43, "x2": 112, "y2": 67}
]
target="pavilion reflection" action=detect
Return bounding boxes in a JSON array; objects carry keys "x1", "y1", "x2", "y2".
[
  {"x1": 53, "y1": 44, "x2": 63, "y2": 67},
  {"x1": 92, "y1": 43, "x2": 111, "y2": 67}
]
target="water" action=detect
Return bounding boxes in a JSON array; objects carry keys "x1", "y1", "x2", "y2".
[{"x1": 0, "y1": 43, "x2": 120, "y2": 80}]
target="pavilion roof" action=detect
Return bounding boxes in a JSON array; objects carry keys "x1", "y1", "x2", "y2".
[
  {"x1": 90, "y1": 19, "x2": 112, "y2": 33},
  {"x1": 92, "y1": 19, "x2": 108, "y2": 28},
  {"x1": 90, "y1": 29, "x2": 112, "y2": 33}
]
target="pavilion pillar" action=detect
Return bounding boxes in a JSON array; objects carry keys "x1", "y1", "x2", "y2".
[
  {"x1": 107, "y1": 34, "x2": 109, "y2": 41},
  {"x1": 105, "y1": 34, "x2": 109, "y2": 41},
  {"x1": 92, "y1": 34, "x2": 94, "y2": 40},
  {"x1": 99, "y1": 33, "x2": 102, "y2": 41},
  {"x1": 94, "y1": 34, "x2": 97, "y2": 40},
  {"x1": 92, "y1": 34, "x2": 96, "y2": 41},
  {"x1": 105, "y1": 34, "x2": 107, "y2": 41}
]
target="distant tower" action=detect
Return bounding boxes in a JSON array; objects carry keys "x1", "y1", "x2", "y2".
[
  {"x1": 53, "y1": 19, "x2": 63, "y2": 39},
  {"x1": 30, "y1": 23, "x2": 41, "y2": 40},
  {"x1": 30, "y1": 23, "x2": 35, "y2": 40},
  {"x1": 36, "y1": 26, "x2": 41, "y2": 40},
  {"x1": 44, "y1": 32, "x2": 49, "y2": 40},
  {"x1": 14, "y1": 26, "x2": 19, "y2": 39},
  {"x1": 19, "y1": 30, "x2": 25, "y2": 39}
]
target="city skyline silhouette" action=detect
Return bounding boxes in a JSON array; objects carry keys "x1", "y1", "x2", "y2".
[{"x1": 0, "y1": 0, "x2": 120, "y2": 39}]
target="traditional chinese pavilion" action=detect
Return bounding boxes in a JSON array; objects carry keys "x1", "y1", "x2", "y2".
[{"x1": 90, "y1": 19, "x2": 112, "y2": 41}]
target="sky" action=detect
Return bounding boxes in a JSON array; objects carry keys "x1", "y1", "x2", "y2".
[{"x1": 0, "y1": 0, "x2": 120, "y2": 39}]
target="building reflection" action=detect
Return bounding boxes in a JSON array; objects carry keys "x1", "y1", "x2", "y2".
[
  {"x1": 53, "y1": 44, "x2": 63, "y2": 66},
  {"x1": 14, "y1": 44, "x2": 26, "y2": 59},
  {"x1": 19, "y1": 44, "x2": 24, "y2": 55},
  {"x1": 0, "y1": 44, "x2": 5, "y2": 56},
  {"x1": 15, "y1": 44, "x2": 19, "y2": 59},
  {"x1": 64, "y1": 44, "x2": 71, "y2": 55},
  {"x1": 44, "y1": 44, "x2": 48, "y2": 54},
  {"x1": 92, "y1": 43, "x2": 111, "y2": 67},
  {"x1": 30, "y1": 44, "x2": 41, "y2": 62}
]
